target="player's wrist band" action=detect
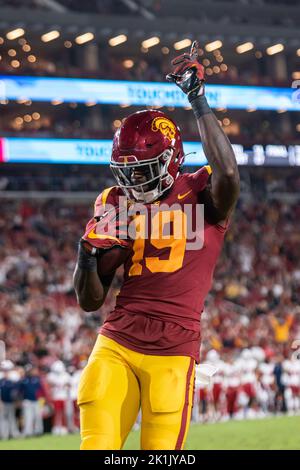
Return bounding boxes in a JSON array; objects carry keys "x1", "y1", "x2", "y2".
[
  {"x1": 77, "y1": 242, "x2": 97, "y2": 272},
  {"x1": 189, "y1": 95, "x2": 212, "y2": 119}
]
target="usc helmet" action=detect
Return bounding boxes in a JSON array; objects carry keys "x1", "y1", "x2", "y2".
[{"x1": 110, "y1": 110, "x2": 184, "y2": 203}]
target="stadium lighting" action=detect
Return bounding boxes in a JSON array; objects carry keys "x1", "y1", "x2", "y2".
[
  {"x1": 141, "y1": 37, "x2": 160, "y2": 48},
  {"x1": 236, "y1": 42, "x2": 254, "y2": 54},
  {"x1": 8, "y1": 49, "x2": 17, "y2": 57},
  {"x1": 174, "y1": 39, "x2": 192, "y2": 51},
  {"x1": 6, "y1": 28, "x2": 25, "y2": 40},
  {"x1": 27, "y1": 55, "x2": 36, "y2": 63},
  {"x1": 113, "y1": 119, "x2": 122, "y2": 128},
  {"x1": 11, "y1": 60, "x2": 20, "y2": 68},
  {"x1": 41, "y1": 30, "x2": 60, "y2": 43},
  {"x1": 123, "y1": 59, "x2": 134, "y2": 69},
  {"x1": 108, "y1": 34, "x2": 127, "y2": 47},
  {"x1": 266, "y1": 43, "x2": 284, "y2": 55},
  {"x1": 75, "y1": 32, "x2": 94, "y2": 45},
  {"x1": 205, "y1": 40, "x2": 222, "y2": 52}
]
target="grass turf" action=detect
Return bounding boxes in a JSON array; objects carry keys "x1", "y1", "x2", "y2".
[{"x1": 0, "y1": 416, "x2": 299, "y2": 450}]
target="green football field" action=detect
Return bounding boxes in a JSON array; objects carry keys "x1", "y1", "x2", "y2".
[{"x1": 0, "y1": 416, "x2": 299, "y2": 450}]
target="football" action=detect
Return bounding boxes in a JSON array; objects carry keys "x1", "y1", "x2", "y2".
[{"x1": 97, "y1": 245, "x2": 131, "y2": 276}]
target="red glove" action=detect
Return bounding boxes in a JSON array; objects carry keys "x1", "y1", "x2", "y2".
[
  {"x1": 166, "y1": 41, "x2": 205, "y2": 102},
  {"x1": 81, "y1": 206, "x2": 131, "y2": 255}
]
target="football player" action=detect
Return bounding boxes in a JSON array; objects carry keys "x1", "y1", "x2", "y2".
[{"x1": 74, "y1": 41, "x2": 240, "y2": 450}]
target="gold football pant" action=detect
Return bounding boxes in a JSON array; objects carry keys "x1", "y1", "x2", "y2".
[{"x1": 77, "y1": 334, "x2": 195, "y2": 450}]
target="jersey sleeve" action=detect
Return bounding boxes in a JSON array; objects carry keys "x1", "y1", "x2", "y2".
[
  {"x1": 189, "y1": 165, "x2": 212, "y2": 194},
  {"x1": 93, "y1": 186, "x2": 119, "y2": 218}
]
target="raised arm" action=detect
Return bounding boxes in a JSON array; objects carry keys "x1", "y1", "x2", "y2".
[
  {"x1": 167, "y1": 41, "x2": 240, "y2": 222},
  {"x1": 196, "y1": 112, "x2": 240, "y2": 221}
]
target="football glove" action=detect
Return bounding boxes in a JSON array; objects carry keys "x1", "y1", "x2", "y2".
[
  {"x1": 166, "y1": 40, "x2": 205, "y2": 102},
  {"x1": 81, "y1": 206, "x2": 131, "y2": 256}
]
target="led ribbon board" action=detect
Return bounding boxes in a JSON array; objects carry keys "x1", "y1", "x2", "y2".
[
  {"x1": 0, "y1": 76, "x2": 300, "y2": 111},
  {"x1": 1, "y1": 138, "x2": 300, "y2": 166}
]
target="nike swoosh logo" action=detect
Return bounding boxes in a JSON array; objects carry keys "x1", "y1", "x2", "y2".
[{"x1": 178, "y1": 190, "x2": 192, "y2": 200}]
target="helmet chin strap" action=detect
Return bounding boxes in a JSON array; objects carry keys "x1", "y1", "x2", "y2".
[
  {"x1": 131, "y1": 170, "x2": 177, "y2": 203},
  {"x1": 132, "y1": 187, "x2": 160, "y2": 203}
]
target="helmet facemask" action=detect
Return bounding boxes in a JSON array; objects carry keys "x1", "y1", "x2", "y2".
[{"x1": 110, "y1": 148, "x2": 175, "y2": 203}]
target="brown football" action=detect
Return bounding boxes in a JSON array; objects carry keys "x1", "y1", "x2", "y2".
[{"x1": 97, "y1": 246, "x2": 131, "y2": 276}]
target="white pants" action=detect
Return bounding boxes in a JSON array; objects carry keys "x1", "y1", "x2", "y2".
[
  {"x1": 0, "y1": 403, "x2": 19, "y2": 439},
  {"x1": 22, "y1": 400, "x2": 43, "y2": 436}
]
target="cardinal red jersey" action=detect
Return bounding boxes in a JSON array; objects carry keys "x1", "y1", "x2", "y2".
[{"x1": 94, "y1": 166, "x2": 227, "y2": 363}]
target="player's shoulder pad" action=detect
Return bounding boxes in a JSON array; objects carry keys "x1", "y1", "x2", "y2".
[
  {"x1": 187, "y1": 165, "x2": 212, "y2": 192},
  {"x1": 94, "y1": 186, "x2": 123, "y2": 217}
]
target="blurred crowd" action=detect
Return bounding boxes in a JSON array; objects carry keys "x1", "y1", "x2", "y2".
[
  {"x1": 0, "y1": 189, "x2": 300, "y2": 437},
  {"x1": 0, "y1": 359, "x2": 82, "y2": 438},
  {"x1": 1, "y1": 166, "x2": 300, "y2": 195},
  {"x1": 2, "y1": 105, "x2": 299, "y2": 145},
  {"x1": 194, "y1": 348, "x2": 300, "y2": 422}
]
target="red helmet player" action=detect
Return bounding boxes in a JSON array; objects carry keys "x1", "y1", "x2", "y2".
[
  {"x1": 75, "y1": 42, "x2": 240, "y2": 451},
  {"x1": 110, "y1": 109, "x2": 184, "y2": 203}
]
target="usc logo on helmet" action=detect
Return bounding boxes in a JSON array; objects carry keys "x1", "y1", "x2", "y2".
[{"x1": 151, "y1": 117, "x2": 176, "y2": 142}]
